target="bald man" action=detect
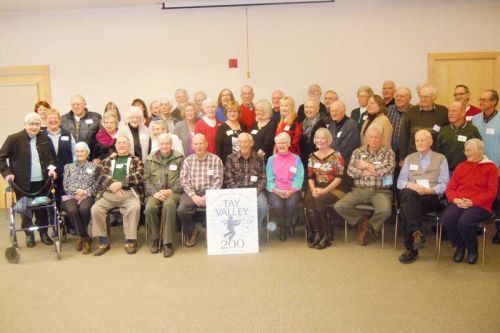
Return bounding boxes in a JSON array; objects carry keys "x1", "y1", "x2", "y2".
[{"x1": 397, "y1": 130, "x2": 449, "y2": 263}]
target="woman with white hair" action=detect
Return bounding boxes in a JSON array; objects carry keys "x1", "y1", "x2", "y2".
[
  {"x1": 266, "y1": 132, "x2": 304, "y2": 241},
  {"x1": 442, "y1": 138, "x2": 498, "y2": 265},
  {"x1": 117, "y1": 106, "x2": 151, "y2": 161},
  {"x1": 194, "y1": 99, "x2": 221, "y2": 154},
  {"x1": 62, "y1": 142, "x2": 97, "y2": 254},
  {"x1": 150, "y1": 120, "x2": 184, "y2": 156}
]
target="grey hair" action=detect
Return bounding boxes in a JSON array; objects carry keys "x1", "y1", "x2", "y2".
[
  {"x1": 383, "y1": 80, "x2": 396, "y2": 89},
  {"x1": 71, "y1": 95, "x2": 86, "y2": 104},
  {"x1": 126, "y1": 106, "x2": 144, "y2": 121},
  {"x1": 366, "y1": 123, "x2": 384, "y2": 136},
  {"x1": 157, "y1": 133, "x2": 172, "y2": 143},
  {"x1": 416, "y1": 82, "x2": 437, "y2": 96},
  {"x1": 255, "y1": 99, "x2": 273, "y2": 120},
  {"x1": 357, "y1": 85, "x2": 374, "y2": 96},
  {"x1": 24, "y1": 112, "x2": 42, "y2": 124},
  {"x1": 396, "y1": 86, "x2": 412, "y2": 99},
  {"x1": 150, "y1": 99, "x2": 160, "y2": 109},
  {"x1": 237, "y1": 132, "x2": 253, "y2": 141},
  {"x1": 74, "y1": 141, "x2": 90, "y2": 153},
  {"x1": 464, "y1": 138, "x2": 484, "y2": 152},
  {"x1": 274, "y1": 132, "x2": 291, "y2": 144},
  {"x1": 202, "y1": 98, "x2": 217, "y2": 109}
]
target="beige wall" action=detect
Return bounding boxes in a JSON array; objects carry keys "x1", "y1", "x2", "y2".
[{"x1": 1, "y1": 0, "x2": 499, "y2": 115}]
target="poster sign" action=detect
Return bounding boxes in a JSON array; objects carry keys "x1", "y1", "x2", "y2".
[{"x1": 206, "y1": 188, "x2": 259, "y2": 255}]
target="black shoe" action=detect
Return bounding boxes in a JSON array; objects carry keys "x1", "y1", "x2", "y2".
[
  {"x1": 315, "y1": 235, "x2": 331, "y2": 250},
  {"x1": 308, "y1": 232, "x2": 321, "y2": 248},
  {"x1": 453, "y1": 247, "x2": 466, "y2": 263},
  {"x1": 26, "y1": 233, "x2": 36, "y2": 248},
  {"x1": 492, "y1": 231, "x2": 500, "y2": 245},
  {"x1": 150, "y1": 239, "x2": 159, "y2": 254},
  {"x1": 163, "y1": 244, "x2": 174, "y2": 258},
  {"x1": 466, "y1": 247, "x2": 478, "y2": 265},
  {"x1": 279, "y1": 228, "x2": 287, "y2": 241},
  {"x1": 40, "y1": 232, "x2": 53, "y2": 245},
  {"x1": 399, "y1": 249, "x2": 418, "y2": 264}
]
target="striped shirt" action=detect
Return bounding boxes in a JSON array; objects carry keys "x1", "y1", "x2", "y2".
[{"x1": 180, "y1": 152, "x2": 223, "y2": 196}]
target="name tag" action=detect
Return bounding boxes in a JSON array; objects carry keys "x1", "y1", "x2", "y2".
[
  {"x1": 231, "y1": 137, "x2": 238, "y2": 145},
  {"x1": 251, "y1": 129, "x2": 258, "y2": 135},
  {"x1": 85, "y1": 119, "x2": 93, "y2": 125},
  {"x1": 409, "y1": 164, "x2": 419, "y2": 171},
  {"x1": 383, "y1": 176, "x2": 393, "y2": 186},
  {"x1": 47, "y1": 164, "x2": 56, "y2": 171},
  {"x1": 115, "y1": 164, "x2": 124, "y2": 169},
  {"x1": 169, "y1": 164, "x2": 178, "y2": 171},
  {"x1": 432, "y1": 124, "x2": 441, "y2": 132},
  {"x1": 207, "y1": 169, "x2": 214, "y2": 176},
  {"x1": 416, "y1": 179, "x2": 430, "y2": 188},
  {"x1": 284, "y1": 125, "x2": 291, "y2": 131},
  {"x1": 60, "y1": 136, "x2": 69, "y2": 141},
  {"x1": 86, "y1": 168, "x2": 93, "y2": 174},
  {"x1": 250, "y1": 175, "x2": 258, "y2": 182},
  {"x1": 337, "y1": 131, "x2": 342, "y2": 138},
  {"x1": 465, "y1": 116, "x2": 473, "y2": 122},
  {"x1": 314, "y1": 163, "x2": 321, "y2": 168},
  {"x1": 486, "y1": 128, "x2": 495, "y2": 135},
  {"x1": 373, "y1": 161, "x2": 381, "y2": 165},
  {"x1": 226, "y1": 130, "x2": 234, "y2": 136},
  {"x1": 289, "y1": 166, "x2": 297, "y2": 174},
  {"x1": 457, "y1": 135, "x2": 467, "y2": 142},
  {"x1": 362, "y1": 115, "x2": 368, "y2": 121}
]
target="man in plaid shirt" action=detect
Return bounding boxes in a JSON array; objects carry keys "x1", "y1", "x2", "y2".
[
  {"x1": 178, "y1": 133, "x2": 223, "y2": 247},
  {"x1": 91, "y1": 136, "x2": 144, "y2": 255},
  {"x1": 334, "y1": 124, "x2": 395, "y2": 246},
  {"x1": 224, "y1": 133, "x2": 267, "y2": 229}
]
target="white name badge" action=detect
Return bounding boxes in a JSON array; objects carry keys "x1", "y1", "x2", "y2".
[
  {"x1": 457, "y1": 135, "x2": 467, "y2": 142},
  {"x1": 383, "y1": 176, "x2": 393, "y2": 186},
  {"x1": 47, "y1": 164, "x2": 56, "y2": 171},
  {"x1": 432, "y1": 124, "x2": 441, "y2": 132},
  {"x1": 362, "y1": 115, "x2": 368, "y2": 121},
  {"x1": 360, "y1": 154, "x2": 367, "y2": 159},
  {"x1": 60, "y1": 136, "x2": 69, "y2": 141},
  {"x1": 373, "y1": 161, "x2": 381, "y2": 165},
  {"x1": 314, "y1": 163, "x2": 321, "y2": 168},
  {"x1": 251, "y1": 129, "x2": 258, "y2": 135},
  {"x1": 337, "y1": 131, "x2": 342, "y2": 138},
  {"x1": 207, "y1": 169, "x2": 214, "y2": 176},
  {"x1": 85, "y1": 119, "x2": 93, "y2": 124},
  {"x1": 169, "y1": 164, "x2": 178, "y2": 171},
  {"x1": 86, "y1": 168, "x2": 93, "y2": 174},
  {"x1": 115, "y1": 164, "x2": 124, "y2": 169},
  {"x1": 250, "y1": 175, "x2": 258, "y2": 182},
  {"x1": 284, "y1": 125, "x2": 291, "y2": 131},
  {"x1": 289, "y1": 166, "x2": 297, "y2": 174},
  {"x1": 465, "y1": 116, "x2": 473, "y2": 122},
  {"x1": 231, "y1": 137, "x2": 238, "y2": 145},
  {"x1": 416, "y1": 179, "x2": 430, "y2": 188},
  {"x1": 486, "y1": 128, "x2": 495, "y2": 135},
  {"x1": 409, "y1": 164, "x2": 419, "y2": 171},
  {"x1": 226, "y1": 130, "x2": 234, "y2": 136}
]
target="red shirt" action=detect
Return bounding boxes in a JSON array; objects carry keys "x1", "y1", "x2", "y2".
[
  {"x1": 240, "y1": 104, "x2": 256, "y2": 131},
  {"x1": 275, "y1": 118, "x2": 302, "y2": 155},
  {"x1": 194, "y1": 118, "x2": 221, "y2": 154},
  {"x1": 465, "y1": 104, "x2": 482, "y2": 122},
  {"x1": 446, "y1": 158, "x2": 499, "y2": 212}
]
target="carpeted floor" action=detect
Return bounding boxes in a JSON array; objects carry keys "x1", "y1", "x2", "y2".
[{"x1": 0, "y1": 215, "x2": 499, "y2": 333}]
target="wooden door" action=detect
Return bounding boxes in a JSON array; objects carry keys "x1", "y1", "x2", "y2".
[
  {"x1": 0, "y1": 65, "x2": 51, "y2": 208},
  {"x1": 428, "y1": 52, "x2": 500, "y2": 107}
]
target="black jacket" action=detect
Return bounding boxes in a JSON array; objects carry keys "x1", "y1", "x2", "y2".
[
  {"x1": 0, "y1": 129, "x2": 57, "y2": 192},
  {"x1": 60, "y1": 109, "x2": 101, "y2": 158}
]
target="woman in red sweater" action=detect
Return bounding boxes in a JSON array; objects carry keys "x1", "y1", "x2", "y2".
[
  {"x1": 275, "y1": 96, "x2": 302, "y2": 155},
  {"x1": 442, "y1": 138, "x2": 499, "y2": 265},
  {"x1": 194, "y1": 99, "x2": 221, "y2": 154}
]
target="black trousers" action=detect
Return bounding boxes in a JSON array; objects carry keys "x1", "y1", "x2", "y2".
[
  {"x1": 61, "y1": 197, "x2": 94, "y2": 237},
  {"x1": 399, "y1": 189, "x2": 439, "y2": 250},
  {"x1": 14, "y1": 181, "x2": 49, "y2": 235}
]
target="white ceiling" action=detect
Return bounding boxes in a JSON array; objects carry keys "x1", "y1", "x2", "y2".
[{"x1": 0, "y1": 0, "x2": 160, "y2": 12}]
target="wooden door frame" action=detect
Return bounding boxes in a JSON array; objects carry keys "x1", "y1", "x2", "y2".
[{"x1": 0, "y1": 65, "x2": 51, "y2": 103}]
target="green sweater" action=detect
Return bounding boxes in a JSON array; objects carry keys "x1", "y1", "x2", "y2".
[{"x1": 436, "y1": 122, "x2": 482, "y2": 170}]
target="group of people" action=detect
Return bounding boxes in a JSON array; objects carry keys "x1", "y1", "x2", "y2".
[{"x1": 0, "y1": 82, "x2": 498, "y2": 265}]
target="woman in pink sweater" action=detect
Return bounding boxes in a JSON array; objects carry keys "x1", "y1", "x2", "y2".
[
  {"x1": 442, "y1": 138, "x2": 498, "y2": 265},
  {"x1": 266, "y1": 132, "x2": 304, "y2": 241}
]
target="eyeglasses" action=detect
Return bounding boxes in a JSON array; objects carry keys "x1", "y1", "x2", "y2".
[
  {"x1": 453, "y1": 92, "x2": 467, "y2": 97},
  {"x1": 479, "y1": 98, "x2": 492, "y2": 102}
]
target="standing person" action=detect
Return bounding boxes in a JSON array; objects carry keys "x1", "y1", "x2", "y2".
[
  {"x1": 215, "y1": 88, "x2": 235, "y2": 122},
  {"x1": 62, "y1": 142, "x2": 97, "y2": 255},
  {"x1": 360, "y1": 95, "x2": 393, "y2": 149},
  {"x1": 250, "y1": 100, "x2": 277, "y2": 162},
  {"x1": 297, "y1": 84, "x2": 328, "y2": 122},
  {"x1": 149, "y1": 120, "x2": 184, "y2": 156},
  {"x1": 103, "y1": 102, "x2": 121, "y2": 122},
  {"x1": 215, "y1": 101, "x2": 246, "y2": 164},
  {"x1": 299, "y1": 98, "x2": 327, "y2": 178},
  {"x1": 144, "y1": 134, "x2": 184, "y2": 257},
  {"x1": 271, "y1": 90, "x2": 284, "y2": 123},
  {"x1": 132, "y1": 98, "x2": 150, "y2": 127},
  {"x1": 193, "y1": 91, "x2": 207, "y2": 114},
  {"x1": 95, "y1": 112, "x2": 119, "y2": 162},
  {"x1": 174, "y1": 102, "x2": 199, "y2": 157},
  {"x1": 266, "y1": 132, "x2": 304, "y2": 241},
  {"x1": 386, "y1": 87, "x2": 413, "y2": 161},
  {"x1": 117, "y1": 106, "x2": 151, "y2": 161},
  {"x1": 453, "y1": 84, "x2": 481, "y2": 121},
  {"x1": 304, "y1": 128, "x2": 347, "y2": 249},
  {"x1": 61, "y1": 95, "x2": 101, "y2": 158},
  {"x1": 0, "y1": 113, "x2": 57, "y2": 247},
  {"x1": 154, "y1": 97, "x2": 178, "y2": 133},
  {"x1": 178, "y1": 134, "x2": 223, "y2": 247},
  {"x1": 276, "y1": 96, "x2": 302, "y2": 155},
  {"x1": 34, "y1": 101, "x2": 51, "y2": 128},
  {"x1": 382, "y1": 80, "x2": 396, "y2": 107},
  {"x1": 351, "y1": 86, "x2": 374, "y2": 131},
  {"x1": 239, "y1": 85, "x2": 256, "y2": 130},
  {"x1": 194, "y1": 99, "x2": 221, "y2": 154},
  {"x1": 171, "y1": 89, "x2": 189, "y2": 121}
]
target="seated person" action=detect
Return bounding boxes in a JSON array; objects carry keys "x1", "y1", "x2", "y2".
[
  {"x1": 178, "y1": 134, "x2": 223, "y2": 247},
  {"x1": 62, "y1": 142, "x2": 97, "y2": 255},
  {"x1": 304, "y1": 128, "x2": 347, "y2": 250},
  {"x1": 224, "y1": 133, "x2": 267, "y2": 230},
  {"x1": 397, "y1": 130, "x2": 449, "y2": 263},
  {"x1": 266, "y1": 132, "x2": 304, "y2": 241},
  {"x1": 91, "y1": 136, "x2": 144, "y2": 256},
  {"x1": 442, "y1": 138, "x2": 498, "y2": 265},
  {"x1": 144, "y1": 134, "x2": 184, "y2": 257},
  {"x1": 334, "y1": 124, "x2": 395, "y2": 246}
]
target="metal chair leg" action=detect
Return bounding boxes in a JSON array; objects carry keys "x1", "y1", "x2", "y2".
[
  {"x1": 481, "y1": 225, "x2": 487, "y2": 271},
  {"x1": 344, "y1": 220, "x2": 348, "y2": 243},
  {"x1": 266, "y1": 211, "x2": 270, "y2": 243},
  {"x1": 381, "y1": 224, "x2": 385, "y2": 248},
  {"x1": 437, "y1": 218, "x2": 442, "y2": 261},
  {"x1": 394, "y1": 211, "x2": 399, "y2": 249}
]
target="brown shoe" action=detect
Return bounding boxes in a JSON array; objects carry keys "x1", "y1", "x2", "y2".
[
  {"x1": 124, "y1": 241, "x2": 137, "y2": 254},
  {"x1": 358, "y1": 220, "x2": 369, "y2": 246},
  {"x1": 93, "y1": 243, "x2": 111, "y2": 256},
  {"x1": 185, "y1": 229, "x2": 199, "y2": 247},
  {"x1": 82, "y1": 237, "x2": 92, "y2": 255},
  {"x1": 75, "y1": 237, "x2": 84, "y2": 252}
]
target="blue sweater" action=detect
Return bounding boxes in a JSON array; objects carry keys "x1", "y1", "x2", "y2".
[{"x1": 472, "y1": 110, "x2": 500, "y2": 166}]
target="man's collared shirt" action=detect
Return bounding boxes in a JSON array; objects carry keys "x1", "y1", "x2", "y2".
[
  {"x1": 224, "y1": 150, "x2": 266, "y2": 194},
  {"x1": 347, "y1": 145, "x2": 395, "y2": 189},
  {"x1": 387, "y1": 104, "x2": 409, "y2": 152},
  {"x1": 180, "y1": 152, "x2": 223, "y2": 197}
]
